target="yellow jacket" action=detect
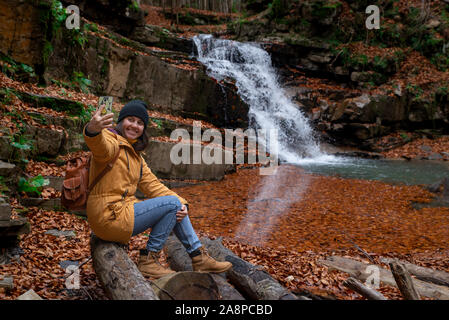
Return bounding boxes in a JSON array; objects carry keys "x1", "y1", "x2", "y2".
[{"x1": 83, "y1": 126, "x2": 188, "y2": 244}]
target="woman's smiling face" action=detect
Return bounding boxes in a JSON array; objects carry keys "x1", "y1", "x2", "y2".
[{"x1": 122, "y1": 116, "x2": 144, "y2": 140}]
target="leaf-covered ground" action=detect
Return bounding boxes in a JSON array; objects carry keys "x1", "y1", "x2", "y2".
[
  {"x1": 1, "y1": 165, "x2": 448, "y2": 300},
  {"x1": 382, "y1": 135, "x2": 449, "y2": 160}
]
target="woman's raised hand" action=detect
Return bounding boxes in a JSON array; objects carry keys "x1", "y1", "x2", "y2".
[{"x1": 86, "y1": 104, "x2": 114, "y2": 134}]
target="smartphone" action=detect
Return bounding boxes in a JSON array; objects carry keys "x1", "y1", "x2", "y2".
[{"x1": 98, "y1": 96, "x2": 113, "y2": 116}]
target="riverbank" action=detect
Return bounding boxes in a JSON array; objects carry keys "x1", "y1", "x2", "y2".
[{"x1": 382, "y1": 135, "x2": 449, "y2": 160}]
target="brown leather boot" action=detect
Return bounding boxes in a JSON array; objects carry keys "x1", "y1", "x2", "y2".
[
  {"x1": 191, "y1": 248, "x2": 232, "y2": 273},
  {"x1": 137, "y1": 251, "x2": 176, "y2": 279}
]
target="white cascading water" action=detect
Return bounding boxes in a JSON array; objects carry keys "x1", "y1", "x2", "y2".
[
  {"x1": 193, "y1": 34, "x2": 334, "y2": 163},
  {"x1": 193, "y1": 34, "x2": 336, "y2": 246}
]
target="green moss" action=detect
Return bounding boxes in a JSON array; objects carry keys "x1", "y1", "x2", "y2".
[
  {"x1": 101, "y1": 57, "x2": 109, "y2": 76},
  {"x1": 128, "y1": 0, "x2": 140, "y2": 11},
  {"x1": 0, "y1": 53, "x2": 37, "y2": 82},
  {"x1": 179, "y1": 12, "x2": 197, "y2": 26},
  {"x1": 85, "y1": 22, "x2": 99, "y2": 33},
  {"x1": 310, "y1": 0, "x2": 342, "y2": 19},
  {"x1": 372, "y1": 56, "x2": 389, "y2": 72},
  {"x1": 29, "y1": 113, "x2": 48, "y2": 125},
  {"x1": 0, "y1": 87, "x2": 14, "y2": 105},
  {"x1": 42, "y1": 41, "x2": 53, "y2": 67},
  {"x1": 6, "y1": 88, "x2": 85, "y2": 115},
  {"x1": 406, "y1": 83, "x2": 424, "y2": 102},
  {"x1": 269, "y1": 0, "x2": 289, "y2": 20},
  {"x1": 340, "y1": 51, "x2": 368, "y2": 70}
]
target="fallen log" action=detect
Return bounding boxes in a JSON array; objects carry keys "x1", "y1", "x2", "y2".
[
  {"x1": 343, "y1": 277, "x2": 387, "y2": 300},
  {"x1": 202, "y1": 237, "x2": 305, "y2": 300},
  {"x1": 151, "y1": 271, "x2": 221, "y2": 300},
  {"x1": 199, "y1": 236, "x2": 301, "y2": 300},
  {"x1": 90, "y1": 234, "x2": 158, "y2": 300},
  {"x1": 210, "y1": 273, "x2": 246, "y2": 300},
  {"x1": 0, "y1": 276, "x2": 13, "y2": 290},
  {"x1": 319, "y1": 256, "x2": 449, "y2": 300},
  {"x1": 380, "y1": 257, "x2": 449, "y2": 287},
  {"x1": 389, "y1": 261, "x2": 420, "y2": 300},
  {"x1": 164, "y1": 235, "x2": 245, "y2": 300}
]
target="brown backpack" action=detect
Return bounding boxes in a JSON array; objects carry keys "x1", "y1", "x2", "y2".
[{"x1": 61, "y1": 148, "x2": 121, "y2": 211}]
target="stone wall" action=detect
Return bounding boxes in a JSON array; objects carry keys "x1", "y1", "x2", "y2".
[
  {"x1": 0, "y1": 0, "x2": 50, "y2": 70},
  {"x1": 61, "y1": 0, "x2": 146, "y2": 36},
  {"x1": 143, "y1": 140, "x2": 235, "y2": 180},
  {"x1": 45, "y1": 29, "x2": 248, "y2": 128}
]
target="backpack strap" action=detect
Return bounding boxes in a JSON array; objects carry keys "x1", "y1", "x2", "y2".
[{"x1": 87, "y1": 147, "x2": 121, "y2": 194}]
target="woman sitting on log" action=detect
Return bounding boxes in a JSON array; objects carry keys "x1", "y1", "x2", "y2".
[{"x1": 83, "y1": 100, "x2": 232, "y2": 279}]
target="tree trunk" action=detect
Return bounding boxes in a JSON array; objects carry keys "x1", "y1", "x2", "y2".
[
  {"x1": 381, "y1": 257, "x2": 449, "y2": 287},
  {"x1": 151, "y1": 271, "x2": 221, "y2": 300},
  {"x1": 389, "y1": 261, "x2": 421, "y2": 300},
  {"x1": 319, "y1": 256, "x2": 449, "y2": 300},
  {"x1": 343, "y1": 277, "x2": 388, "y2": 300},
  {"x1": 90, "y1": 234, "x2": 158, "y2": 300},
  {"x1": 164, "y1": 235, "x2": 245, "y2": 300},
  {"x1": 200, "y1": 237, "x2": 301, "y2": 300},
  {"x1": 380, "y1": 258, "x2": 449, "y2": 286}
]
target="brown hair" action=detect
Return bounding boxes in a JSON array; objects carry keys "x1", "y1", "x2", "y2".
[{"x1": 114, "y1": 120, "x2": 149, "y2": 152}]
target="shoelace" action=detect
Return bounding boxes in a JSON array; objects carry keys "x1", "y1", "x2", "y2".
[
  {"x1": 200, "y1": 248, "x2": 213, "y2": 261},
  {"x1": 149, "y1": 252, "x2": 165, "y2": 266}
]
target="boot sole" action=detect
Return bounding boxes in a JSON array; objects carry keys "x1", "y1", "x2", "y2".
[
  {"x1": 194, "y1": 264, "x2": 232, "y2": 273},
  {"x1": 140, "y1": 270, "x2": 176, "y2": 279}
]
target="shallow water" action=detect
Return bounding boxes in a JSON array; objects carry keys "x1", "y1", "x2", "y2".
[{"x1": 291, "y1": 157, "x2": 449, "y2": 186}]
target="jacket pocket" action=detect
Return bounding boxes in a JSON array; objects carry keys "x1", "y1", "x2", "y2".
[{"x1": 107, "y1": 200, "x2": 125, "y2": 221}]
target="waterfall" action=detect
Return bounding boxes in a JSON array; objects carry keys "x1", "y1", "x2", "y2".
[
  {"x1": 193, "y1": 34, "x2": 331, "y2": 163},
  {"x1": 192, "y1": 34, "x2": 340, "y2": 246}
]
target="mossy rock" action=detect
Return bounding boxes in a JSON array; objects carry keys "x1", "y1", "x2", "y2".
[
  {"x1": 350, "y1": 71, "x2": 386, "y2": 85},
  {"x1": 5, "y1": 89, "x2": 84, "y2": 116},
  {"x1": 284, "y1": 34, "x2": 330, "y2": 49}
]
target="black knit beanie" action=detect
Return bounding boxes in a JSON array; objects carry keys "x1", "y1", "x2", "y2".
[{"x1": 118, "y1": 100, "x2": 149, "y2": 128}]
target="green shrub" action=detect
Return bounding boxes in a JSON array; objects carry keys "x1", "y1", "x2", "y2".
[
  {"x1": 406, "y1": 83, "x2": 424, "y2": 101},
  {"x1": 18, "y1": 175, "x2": 49, "y2": 197},
  {"x1": 78, "y1": 104, "x2": 96, "y2": 124},
  {"x1": 269, "y1": 0, "x2": 288, "y2": 20},
  {"x1": 0, "y1": 53, "x2": 37, "y2": 81},
  {"x1": 373, "y1": 56, "x2": 389, "y2": 72},
  {"x1": 11, "y1": 135, "x2": 33, "y2": 151},
  {"x1": 431, "y1": 53, "x2": 449, "y2": 71},
  {"x1": 128, "y1": 0, "x2": 140, "y2": 11},
  {"x1": 152, "y1": 119, "x2": 163, "y2": 129},
  {"x1": 0, "y1": 87, "x2": 14, "y2": 105},
  {"x1": 71, "y1": 71, "x2": 92, "y2": 93},
  {"x1": 341, "y1": 52, "x2": 369, "y2": 70},
  {"x1": 310, "y1": 0, "x2": 342, "y2": 19},
  {"x1": 85, "y1": 23, "x2": 99, "y2": 32}
]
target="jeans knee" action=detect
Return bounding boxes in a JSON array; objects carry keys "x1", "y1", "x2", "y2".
[
  {"x1": 165, "y1": 195, "x2": 182, "y2": 212},
  {"x1": 164, "y1": 197, "x2": 181, "y2": 227}
]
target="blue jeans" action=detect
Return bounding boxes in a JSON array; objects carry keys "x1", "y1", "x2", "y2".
[{"x1": 132, "y1": 195, "x2": 202, "y2": 254}]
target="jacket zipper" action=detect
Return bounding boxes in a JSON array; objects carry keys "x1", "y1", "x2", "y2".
[{"x1": 124, "y1": 149, "x2": 130, "y2": 172}]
